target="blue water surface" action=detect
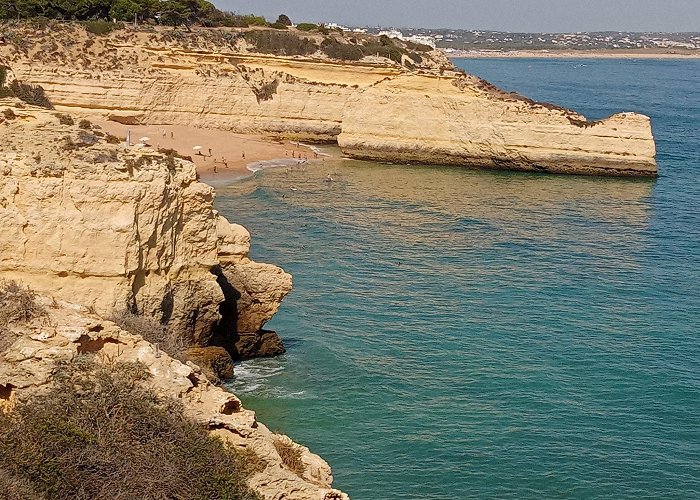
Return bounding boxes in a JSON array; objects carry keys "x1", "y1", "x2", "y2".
[{"x1": 218, "y1": 58, "x2": 700, "y2": 499}]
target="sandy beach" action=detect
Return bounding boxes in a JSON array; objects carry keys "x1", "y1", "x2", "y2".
[{"x1": 93, "y1": 121, "x2": 328, "y2": 182}]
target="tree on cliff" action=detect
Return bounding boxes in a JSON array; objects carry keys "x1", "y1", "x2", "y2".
[
  {"x1": 276, "y1": 14, "x2": 292, "y2": 26},
  {"x1": 109, "y1": 0, "x2": 158, "y2": 21},
  {"x1": 0, "y1": 0, "x2": 224, "y2": 25}
]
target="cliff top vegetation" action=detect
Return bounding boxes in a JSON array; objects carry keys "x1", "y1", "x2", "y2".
[
  {"x1": 0, "y1": 357, "x2": 262, "y2": 499},
  {"x1": 0, "y1": 0, "x2": 275, "y2": 29}
]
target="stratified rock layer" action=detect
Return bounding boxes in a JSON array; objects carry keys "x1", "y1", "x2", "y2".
[
  {"x1": 338, "y1": 74, "x2": 657, "y2": 176},
  {"x1": 0, "y1": 100, "x2": 290, "y2": 347},
  {"x1": 0, "y1": 24, "x2": 656, "y2": 176}
]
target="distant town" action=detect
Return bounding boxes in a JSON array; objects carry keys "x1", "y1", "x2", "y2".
[{"x1": 323, "y1": 24, "x2": 700, "y2": 54}]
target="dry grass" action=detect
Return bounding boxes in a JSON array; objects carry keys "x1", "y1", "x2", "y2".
[
  {"x1": 273, "y1": 437, "x2": 306, "y2": 476},
  {"x1": 9, "y1": 81, "x2": 53, "y2": 109},
  {"x1": 55, "y1": 113, "x2": 74, "y2": 126},
  {"x1": 0, "y1": 281, "x2": 46, "y2": 328},
  {"x1": 0, "y1": 467, "x2": 44, "y2": 500},
  {"x1": 105, "y1": 132, "x2": 121, "y2": 144},
  {"x1": 108, "y1": 309, "x2": 187, "y2": 361},
  {"x1": 0, "y1": 280, "x2": 47, "y2": 359},
  {"x1": 0, "y1": 358, "x2": 262, "y2": 499}
]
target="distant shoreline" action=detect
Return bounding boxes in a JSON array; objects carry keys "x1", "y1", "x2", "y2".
[{"x1": 446, "y1": 49, "x2": 700, "y2": 60}]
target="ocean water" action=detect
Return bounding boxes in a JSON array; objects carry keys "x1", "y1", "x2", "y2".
[{"x1": 217, "y1": 58, "x2": 700, "y2": 499}]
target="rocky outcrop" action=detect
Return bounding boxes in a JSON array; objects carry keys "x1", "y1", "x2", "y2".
[
  {"x1": 214, "y1": 220, "x2": 292, "y2": 359},
  {"x1": 0, "y1": 100, "x2": 290, "y2": 353},
  {"x1": 0, "y1": 24, "x2": 656, "y2": 176},
  {"x1": 185, "y1": 346, "x2": 235, "y2": 383},
  {"x1": 338, "y1": 74, "x2": 657, "y2": 176},
  {"x1": 0, "y1": 298, "x2": 347, "y2": 499}
]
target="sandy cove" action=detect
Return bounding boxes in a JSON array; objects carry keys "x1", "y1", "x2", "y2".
[{"x1": 93, "y1": 121, "x2": 331, "y2": 182}]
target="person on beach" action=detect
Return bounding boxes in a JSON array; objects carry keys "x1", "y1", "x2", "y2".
[
  {"x1": 213, "y1": 164, "x2": 217, "y2": 173},
  {"x1": 170, "y1": 131, "x2": 174, "y2": 139},
  {"x1": 208, "y1": 148, "x2": 212, "y2": 156},
  {"x1": 242, "y1": 151, "x2": 246, "y2": 159},
  {"x1": 325, "y1": 173, "x2": 333, "y2": 182}
]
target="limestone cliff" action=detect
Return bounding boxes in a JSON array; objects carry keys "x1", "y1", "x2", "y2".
[
  {"x1": 0, "y1": 99, "x2": 290, "y2": 353},
  {"x1": 338, "y1": 73, "x2": 657, "y2": 176},
  {"x1": 0, "y1": 296, "x2": 347, "y2": 500},
  {"x1": 0, "y1": 24, "x2": 656, "y2": 176}
]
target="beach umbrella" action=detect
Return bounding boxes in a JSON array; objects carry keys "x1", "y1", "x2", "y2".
[
  {"x1": 134, "y1": 143, "x2": 146, "y2": 148},
  {"x1": 140, "y1": 136, "x2": 151, "y2": 142},
  {"x1": 193, "y1": 146, "x2": 203, "y2": 151}
]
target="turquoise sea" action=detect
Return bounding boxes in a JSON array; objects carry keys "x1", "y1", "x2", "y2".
[{"x1": 218, "y1": 58, "x2": 700, "y2": 499}]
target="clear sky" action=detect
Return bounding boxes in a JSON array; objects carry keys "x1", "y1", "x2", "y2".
[{"x1": 210, "y1": 0, "x2": 700, "y2": 32}]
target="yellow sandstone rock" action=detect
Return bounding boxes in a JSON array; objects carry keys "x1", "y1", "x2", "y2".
[
  {"x1": 0, "y1": 298, "x2": 347, "y2": 500},
  {"x1": 0, "y1": 25, "x2": 656, "y2": 176},
  {"x1": 0, "y1": 100, "x2": 290, "y2": 347}
]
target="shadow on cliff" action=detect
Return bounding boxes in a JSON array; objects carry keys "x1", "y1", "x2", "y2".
[{"x1": 210, "y1": 265, "x2": 286, "y2": 361}]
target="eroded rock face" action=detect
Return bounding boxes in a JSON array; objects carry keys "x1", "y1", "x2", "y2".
[
  {"x1": 214, "y1": 221, "x2": 293, "y2": 359},
  {"x1": 0, "y1": 102, "x2": 290, "y2": 352},
  {"x1": 0, "y1": 25, "x2": 656, "y2": 176},
  {"x1": 185, "y1": 346, "x2": 235, "y2": 382},
  {"x1": 0, "y1": 299, "x2": 348, "y2": 500},
  {"x1": 338, "y1": 74, "x2": 657, "y2": 176}
]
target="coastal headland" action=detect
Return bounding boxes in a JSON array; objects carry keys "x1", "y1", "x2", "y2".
[
  {"x1": 0, "y1": 98, "x2": 348, "y2": 499},
  {"x1": 0, "y1": 15, "x2": 662, "y2": 499},
  {"x1": 0, "y1": 22, "x2": 657, "y2": 177}
]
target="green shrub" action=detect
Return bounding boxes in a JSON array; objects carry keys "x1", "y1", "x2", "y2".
[
  {"x1": 379, "y1": 34, "x2": 395, "y2": 46},
  {"x1": 109, "y1": 309, "x2": 187, "y2": 361},
  {"x1": 362, "y1": 42, "x2": 405, "y2": 63},
  {"x1": 83, "y1": 20, "x2": 120, "y2": 36},
  {"x1": 322, "y1": 40, "x2": 364, "y2": 61},
  {"x1": 269, "y1": 22, "x2": 288, "y2": 30},
  {"x1": 241, "y1": 14, "x2": 268, "y2": 26},
  {"x1": 403, "y1": 40, "x2": 433, "y2": 52},
  {"x1": 409, "y1": 51, "x2": 423, "y2": 63},
  {"x1": 9, "y1": 81, "x2": 53, "y2": 109},
  {"x1": 2, "y1": 108, "x2": 15, "y2": 120},
  {"x1": 295, "y1": 23, "x2": 318, "y2": 32},
  {"x1": 243, "y1": 30, "x2": 318, "y2": 56},
  {"x1": 32, "y1": 16, "x2": 52, "y2": 30},
  {"x1": 0, "y1": 359, "x2": 262, "y2": 500}
]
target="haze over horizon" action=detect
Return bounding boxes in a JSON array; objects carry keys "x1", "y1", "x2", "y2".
[{"x1": 211, "y1": 0, "x2": 700, "y2": 33}]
